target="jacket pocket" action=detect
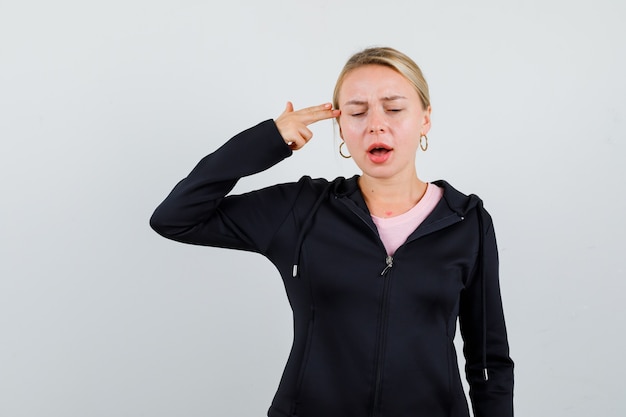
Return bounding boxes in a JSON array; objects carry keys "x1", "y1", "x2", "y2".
[
  {"x1": 446, "y1": 338, "x2": 470, "y2": 416},
  {"x1": 292, "y1": 314, "x2": 315, "y2": 413}
]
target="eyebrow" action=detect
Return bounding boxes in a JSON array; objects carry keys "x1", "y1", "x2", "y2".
[{"x1": 343, "y1": 96, "x2": 408, "y2": 106}]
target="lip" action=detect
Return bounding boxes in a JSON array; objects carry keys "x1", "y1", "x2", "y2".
[
  {"x1": 367, "y1": 143, "x2": 393, "y2": 153},
  {"x1": 367, "y1": 142, "x2": 393, "y2": 164}
]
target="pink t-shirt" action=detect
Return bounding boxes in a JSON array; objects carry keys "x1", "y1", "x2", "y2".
[{"x1": 371, "y1": 183, "x2": 444, "y2": 256}]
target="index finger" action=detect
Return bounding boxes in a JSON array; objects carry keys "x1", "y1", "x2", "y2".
[{"x1": 297, "y1": 103, "x2": 341, "y2": 125}]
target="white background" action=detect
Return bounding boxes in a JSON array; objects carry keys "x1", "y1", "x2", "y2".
[{"x1": 1, "y1": 1, "x2": 625, "y2": 416}]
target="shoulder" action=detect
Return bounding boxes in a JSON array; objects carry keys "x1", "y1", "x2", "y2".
[
  {"x1": 433, "y1": 180, "x2": 494, "y2": 227},
  {"x1": 432, "y1": 180, "x2": 479, "y2": 212},
  {"x1": 250, "y1": 175, "x2": 354, "y2": 198},
  {"x1": 295, "y1": 175, "x2": 359, "y2": 195}
]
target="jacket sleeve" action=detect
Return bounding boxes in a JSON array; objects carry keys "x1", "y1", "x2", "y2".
[
  {"x1": 149, "y1": 119, "x2": 299, "y2": 254},
  {"x1": 459, "y1": 208, "x2": 514, "y2": 417}
]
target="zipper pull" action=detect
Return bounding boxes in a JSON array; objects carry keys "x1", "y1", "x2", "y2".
[{"x1": 380, "y1": 255, "x2": 393, "y2": 276}]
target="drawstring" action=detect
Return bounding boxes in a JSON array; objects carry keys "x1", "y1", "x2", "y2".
[
  {"x1": 476, "y1": 199, "x2": 489, "y2": 381},
  {"x1": 292, "y1": 183, "x2": 334, "y2": 278}
]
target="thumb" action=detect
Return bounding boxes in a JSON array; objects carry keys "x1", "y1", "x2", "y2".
[{"x1": 277, "y1": 101, "x2": 294, "y2": 120}]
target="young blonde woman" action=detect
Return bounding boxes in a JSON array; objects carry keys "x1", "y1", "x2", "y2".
[{"x1": 151, "y1": 47, "x2": 514, "y2": 417}]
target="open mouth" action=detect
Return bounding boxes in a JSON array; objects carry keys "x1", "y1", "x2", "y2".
[{"x1": 368, "y1": 144, "x2": 393, "y2": 156}]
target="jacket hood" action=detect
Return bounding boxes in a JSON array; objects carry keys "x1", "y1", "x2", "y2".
[{"x1": 433, "y1": 179, "x2": 482, "y2": 217}]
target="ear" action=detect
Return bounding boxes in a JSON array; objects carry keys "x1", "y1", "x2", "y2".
[
  {"x1": 420, "y1": 106, "x2": 432, "y2": 135},
  {"x1": 337, "y1": 120, "x2": 344, "y2": 139}
]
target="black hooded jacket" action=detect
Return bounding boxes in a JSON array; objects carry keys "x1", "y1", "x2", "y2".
[{"x1": 150, "y1": 120, "x2": 514, "y2": 417}]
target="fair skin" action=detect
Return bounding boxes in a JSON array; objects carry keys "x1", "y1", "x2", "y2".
[
  {"x1": 338, "y1": 65, "x2": 431, "y2": 217},
  {"x1": 275, "y1": 101, "x2": 340, "y2": 151},
  {"x1": 275, "y1": 64, "x2": 431, "y2": 218}
]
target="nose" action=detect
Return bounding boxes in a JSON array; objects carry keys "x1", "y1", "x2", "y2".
[{"x1": 368, "y1": 109, "x2": 386, "y2": 134}]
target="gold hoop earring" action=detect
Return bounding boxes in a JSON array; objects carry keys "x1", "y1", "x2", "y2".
[
  {"x1": 339, "y1": 141, "x2": 352, "y2": 159},
  {"x1": 420, "y1": 134, "x2": 428, "y2": 152}
]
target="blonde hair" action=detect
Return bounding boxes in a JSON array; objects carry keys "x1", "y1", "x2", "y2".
[{"x1": 332, "y1": 47, "x2": 430, "y2": 110}]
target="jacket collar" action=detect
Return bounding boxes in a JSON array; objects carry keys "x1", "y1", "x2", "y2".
[{"x1": 332, "y1": 176, "x2": 481, "y2": 220}]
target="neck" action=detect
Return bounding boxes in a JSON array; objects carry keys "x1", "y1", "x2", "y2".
[{"x1": 358, "y1": 173, "x2": 428, "y2": 218}]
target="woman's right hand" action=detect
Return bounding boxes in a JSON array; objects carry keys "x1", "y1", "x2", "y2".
[{"x1": 275, "y1": 102, "x2": 341, "y2": 150}]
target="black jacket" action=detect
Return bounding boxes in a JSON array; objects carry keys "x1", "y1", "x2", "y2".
[{"x1": 150, "y1": 120, "x2": 514, "y2": 417}]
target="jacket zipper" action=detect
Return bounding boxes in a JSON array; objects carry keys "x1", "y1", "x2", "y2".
[
  {"x1": 371, "y1": 256, "x2": 393, "y2": 417},
  {"x1": 380, "y1": 255, "x2": 393, "y2": 276},
  {"x1": 336, "y1": 196, "x2": 464, "y2": 416},
  {"x1": 335, "y1": 197, "x2": 396, "y2": 417}
]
